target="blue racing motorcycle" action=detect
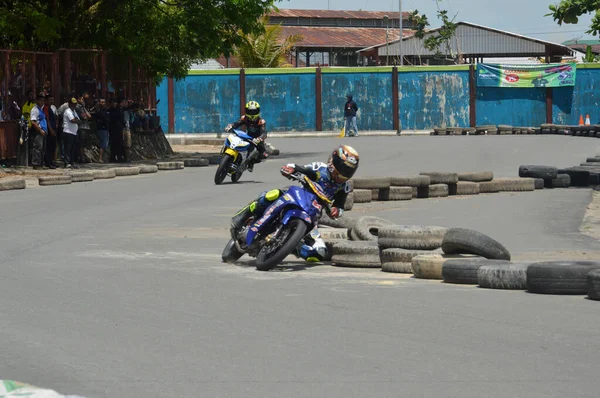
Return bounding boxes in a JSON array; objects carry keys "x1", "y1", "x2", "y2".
[
  {"x1": 214, "y1": 128, "x2": 262, "y2": 185},
  {"x1": 222, "y1": 171, "x2": 334, "y2": 271}
]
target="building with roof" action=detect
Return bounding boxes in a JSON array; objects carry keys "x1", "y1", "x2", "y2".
[
  {"x1": 359, "y1": 21, "x2": 576, "y2": 65},
  {"x1": 563, "y1": 39, "x2": 600, "y2": 55},
  {"x1": 267, "y1": 9, "x2": 415, "y2": 67}
]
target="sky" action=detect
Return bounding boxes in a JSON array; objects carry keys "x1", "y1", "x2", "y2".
[{"x1": 277, "y1": 0, "x2": 597, "y2": 44}]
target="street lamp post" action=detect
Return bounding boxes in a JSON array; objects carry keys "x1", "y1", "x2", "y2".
[{"x1": 383, "y1": 15, "x2": 389, "y2": 66}]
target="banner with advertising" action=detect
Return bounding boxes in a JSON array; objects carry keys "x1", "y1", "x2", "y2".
[{"x1": 477, "y1": 63, "x2": 576, "y2": 88}]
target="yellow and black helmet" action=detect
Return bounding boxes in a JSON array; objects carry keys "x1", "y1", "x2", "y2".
[{"x1": 245, "y1": 100, "x2": 261, "y2": 122}]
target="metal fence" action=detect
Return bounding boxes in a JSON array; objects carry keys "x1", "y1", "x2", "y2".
[{"x1": 1, "y1": 49, "x2": 156, "y2": 116}]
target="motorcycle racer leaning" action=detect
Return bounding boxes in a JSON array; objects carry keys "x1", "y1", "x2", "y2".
[
  {"x1": 230, "y1": 144, "x2": 360, "y2": 262},
  {"x1": 225, "y1": 100, "x2": 268, "y2": 172}
]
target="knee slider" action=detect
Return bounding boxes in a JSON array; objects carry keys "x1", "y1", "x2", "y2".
[{"x1": 265, "y1": 189, "x2": 282, "y2": 202}]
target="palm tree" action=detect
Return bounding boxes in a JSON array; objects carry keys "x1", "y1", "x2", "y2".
[{"x1": 235, "y1": 16, "x2": 303, "y2": 68}]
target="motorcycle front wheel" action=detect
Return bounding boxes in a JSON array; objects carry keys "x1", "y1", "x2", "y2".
[
  {"x1": 255, "y1": 219, "x2": 308, "y2": 271},
  {"x1": 231, "y1": 157, "x2": 243, "y2": 183},
  {"x1": 214, "y1": 153, "x2": 233, "y2": 185},
  {"x1": 222, "y1": 238, "x2": 244, "y2": 263}
]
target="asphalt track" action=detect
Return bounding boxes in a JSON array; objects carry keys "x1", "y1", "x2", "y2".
[{"x1": 1, "y1": 135, "x2": 599, "y2": 397}]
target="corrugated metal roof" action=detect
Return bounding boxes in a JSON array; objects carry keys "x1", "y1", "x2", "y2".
[
  {"x1": 280, "y1": 26, "x2": 412, "y2": 48},
  {"x1": 370, "y1": 22, "x2": 573, "y2": 57},
  {"x1": 567, "y1": 44, "x2": 600, "y2": 54},
  {"x1": 269, "y1": 9, "x2": 410, "y2": 20}
]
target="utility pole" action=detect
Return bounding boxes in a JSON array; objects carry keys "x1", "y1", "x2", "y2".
[
  {"x1": 383, "y1": 15, "x2": 389, "y2": 66},
  {"x1": 399, "y1": 0, "x2": 403, "y2": 66}
]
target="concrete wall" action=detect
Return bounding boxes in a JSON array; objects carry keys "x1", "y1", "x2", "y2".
[
  {"x1": 322, "y1": 69, "x2": 394, "y2": 131},
  {"x1": 171, "y1": 71, "x2": 240, "y2": 134},
  {"x1": 157, "y1": 64, "x2": 600, "y2": 133},
  {"x1": 477, "y1": 87, "x2": 547, "y2": 126},
  {"x1": 553, "y1": 66, "x2": 600, "y2": 125},
  {"x1": 399, "y1": 69, "x2": 470, "y2": 130},
  {"x1": 245, "y1": 70, "x2": 316, "y2": 132}
]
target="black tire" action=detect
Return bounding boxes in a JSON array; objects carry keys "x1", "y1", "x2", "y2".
[
  {"x1": 353, "y1": 216, "x2": 396, "y2": 241},
  {"x1": 587, "y1": 269, "x2": 600, "y2": 300},
  {"x1": 380, "y1": 248, "x2": 442, "y2": 264},
  {"x1": 378, "y1": 225, "x2": 447, "y2": 250},
  {"x1": 558, "y1": 168, "x2": 589, "y2": 187},
  {"x1": 456, "y1": 181, "x2": 479, "y2": 195},
  {"x1": 479, "y1": 181, "x2": 501, "y2": 193},
  {"x1": 527, "y1": 261, "x2": 600, "y2": 295},
  {"x1": 0, "y1": 178, "x2": 26, "y2": 191},
  {"x1": 381, "y1": 262, "x2": 413, "y2": 273},
  {"x1": 518, "y1": 165, "x2": 558, "y2": 179},
  {"x1": 222, "y1": 239, "x2": 244, "y2": 263},
  {"x1": 331, "y1": 241, "x2": 380, "y2": 268},
  {"x1": 442, "y1": 258, "x2": 511, "y2": 285},
  {"x1": 390, "y1": 175, "x2": 430, "y2": 187},
  {"x1": 255, "y1": 219, "x2": 308, "y2": 271},
  {"x1": 344, "y1": 192, "x2": 354, "y2": 211},
  {"x1": 441, "y1": 228, "x2": 511, "y2": 260},
  {"x1": 353, "y1": 189, "x2": 372, "y2": 203},
  {"x1": 477, "y1": 262, "x2": 532, "y2": 290},
  {"x1": 419, "y1": 172, "x2": 458, "y2": 184},
  {"x1": 214, "y1": 154, "x2": 233, "y2": 185},
  {"x1": 548, "y1": 174, "x2": 571, "y2": 188},
  {"x1": 457, "y1": 172, "x2": 493, "y2": 182},
  {"x1": 319, "y1": 213, "x2": 357, "y2": 229},
  {"x1": 388, "y1": 186, "x2": 413, "y2": 200},
  {"x1": 184, "y1": 158, "x2": 209, "y2": 167},
  {"x1": 332, "y1": 240, "x2": 379, "y2": 255},
  {"x1": 429, "y1": 184, "x2": 449, "y2": 197},
  {"x1": 352, "y1": 177, "x2": 391, "y2": 189}
]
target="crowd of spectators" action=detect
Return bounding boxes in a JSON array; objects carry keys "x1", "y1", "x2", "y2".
[{"x1": 1, "y1": 88, "x2": 151, "y2": 169}]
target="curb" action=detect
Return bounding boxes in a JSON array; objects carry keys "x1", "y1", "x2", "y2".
[{"x1": 166, "y1": 131, "x2": 431, "y2": 145}]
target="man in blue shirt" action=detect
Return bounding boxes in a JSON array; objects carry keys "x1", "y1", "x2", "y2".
[{"x1": 29, "y1": 93, "x2": 48, "y2": 169}]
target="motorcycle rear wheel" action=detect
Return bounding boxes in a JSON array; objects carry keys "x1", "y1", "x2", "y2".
[
  {"x1": 214, "y1": 153, "x2": 233, "y2": 185},
  {"x1": 255, "y1": 219, "x2": 308, "y2": 271},
  {"x1": 222, "y1": 238, "x2": 244, "y2": 263}
]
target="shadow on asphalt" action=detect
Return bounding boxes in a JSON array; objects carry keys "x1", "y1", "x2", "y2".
[{"x1": 233, "y1": 259, "x2": 325, "y2": 272}]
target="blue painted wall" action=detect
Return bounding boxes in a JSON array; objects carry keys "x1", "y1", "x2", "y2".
[
  {"x1": 321, "y1": 72, "x2": 393, "y2": 131},
  {"x1": 156, "y1": 78, "x2": 169, "y2": 133},
  {"x1": 553, "y1": 68, "x2": 600, "y2": 125},
  {"x1": 245, "y1": 73, "x2": 316, "y2": 132},
  {"x1": 155, "y1": 65, "x2": 600, "y2": 133},
  {"x1": 476, "y1": 87, "x2": 546, "y2": 126},
  {"x1": 398, "y1": 71, "x2": 469, "y2": 130},
  {"x1": 172, "y1": 74, "x2": 240, "y2": 133}
]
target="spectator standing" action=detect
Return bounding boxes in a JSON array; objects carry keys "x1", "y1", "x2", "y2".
[
  {"x1": 109, "y1": 99, "x2": 125, "y2": 162},
  {"x1": 74, "y1": 93, "x2": 92, "y2": 163},
  {"x1": 29, "y1": 93, "x2": 48, "y2": 169},
  {"x1": 6, "y1": 91, "x2": 21, "y2": 120},
  {"x1": 122, "y1": 98, "x2": 132, "y2": 163},
  {"x1": 57, "y1": 96, "x2": 70, "y2": 164},
  {"x1": 62, "y1": 98, "x2": 80, "y2": 168},
  {"x1": 94, "y1": 98, "x2": 110, "y2": 163},
  {"x1": 343, "y1": 94, "x2": 359, "y2": 137},
  {"x1": 22, "y1": 90, "x2": 36, "y2": 128},
  {"x1": 43, "y1": 95, "x2": 58, "y2": 169}
]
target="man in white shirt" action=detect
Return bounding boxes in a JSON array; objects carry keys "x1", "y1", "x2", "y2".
[{"x1": 62, "y1": 98, "x2": 81, "y2": 168}]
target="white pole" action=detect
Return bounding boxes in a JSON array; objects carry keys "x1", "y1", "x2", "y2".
[{"x1": 399, "y1": 0, "x2": 403, "y2": 66}]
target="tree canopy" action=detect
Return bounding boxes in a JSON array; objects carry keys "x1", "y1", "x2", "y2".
[
  {"x1": 0, "y1": 0, "x2": 277, "y2": 81},
  {"x1": 547, "y1": 0, "x2": 600, "y2": 35},
  {"x1": 235, "y1": 16, "x2": 302, "y2": 67}
]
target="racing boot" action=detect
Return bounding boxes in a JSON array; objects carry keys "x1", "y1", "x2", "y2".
[{"x1": 231, "y1": 201, "x2": 257, "y2": 230}]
